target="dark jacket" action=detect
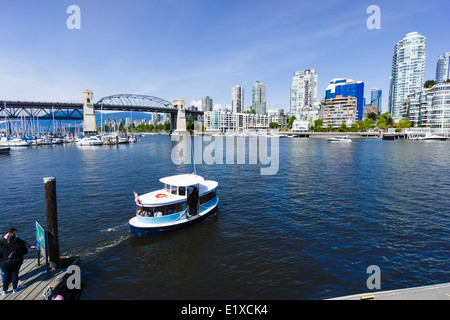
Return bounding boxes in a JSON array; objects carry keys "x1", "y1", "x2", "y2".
[{"x1": 0, "y1": 238, "x2": 28, "y2": 267}]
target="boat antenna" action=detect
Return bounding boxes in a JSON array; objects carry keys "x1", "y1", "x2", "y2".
[{"x1": 191, "y1": 134, "x2": 196, "y2": 175}]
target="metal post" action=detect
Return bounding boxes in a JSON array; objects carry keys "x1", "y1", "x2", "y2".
[{"x1": 43, "y1": 177, "x2": 61, "y2": 269}]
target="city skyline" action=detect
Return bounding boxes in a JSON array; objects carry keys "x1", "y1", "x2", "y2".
[{"x1": 0, "y1": 0, "x2": 449, "y2": 114}]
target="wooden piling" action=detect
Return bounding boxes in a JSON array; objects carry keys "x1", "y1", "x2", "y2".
[{"x1": 43, "y1": 177, "x2": 61, "y2": 269}]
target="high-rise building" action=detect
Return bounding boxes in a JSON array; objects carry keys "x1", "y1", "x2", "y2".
[
  {"x1": 325, "y1": 78, "x2": 365, "y2": 120},
  {"x1": 231, "y1": 85, "x2": 244, "y2": 113},
  {"x1": 252, "y1": 81, "x2": 266, "y2": 115},
  {"x1": 370, "y1": 88, "x2": 382, "y2": 112},
  {"x1": 389, "y1": 32, "x2": 426, "y2": 117},
  {"x1": 202, "y1": 96, "x2": 213, "y2": 112},
  {"x1": 436, "y1": 52, "x2": 450, "y2": 83},
  {"x1": 290, "y1": 69, "x2": 318, "y2": 119}
]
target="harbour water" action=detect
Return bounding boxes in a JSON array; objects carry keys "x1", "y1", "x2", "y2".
[{"x1": 0, "y1": 136, "x2": 448, "y2": 299}]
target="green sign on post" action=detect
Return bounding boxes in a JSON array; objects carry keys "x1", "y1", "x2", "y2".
[
  {"x1": 36, "y1": 221, "x2": 45, "y2": 248},
  {"x1": 36, "y1": 221, "x2": 49, "y2": 274}
]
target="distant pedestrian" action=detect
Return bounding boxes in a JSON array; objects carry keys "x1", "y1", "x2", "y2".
[
  {"x1": 0, "y1": 228, "x2": 18, "y2": 285},
  {"x1": 0, "y1": 233, "x2": 28, "y2": 295}
]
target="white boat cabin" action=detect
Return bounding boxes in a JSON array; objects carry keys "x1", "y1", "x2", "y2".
[{"x1": 136, "y1": 174, "x2": 218, "y2": 218}]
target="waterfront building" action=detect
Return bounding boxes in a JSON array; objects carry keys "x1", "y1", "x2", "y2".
[
  {"x1": 436, "y1": 52, "x2": 450, "y2": 83},
  {"x1": 252, "y1": 81, "x2": 266, "y2": 115},
  {"x1": 322, "y1": 95, "x2": 358, "y2": 128},
  {"x1": 290, "y1": 69, "x2": 318, "y2": 119},
  {"x1": 363, "y1": 106, "x2": 380, "y2": 118},
  {"x1": 402, "y1": 82, "x2": 450, "y2": 131},
  {"x1": 389, "y1": 32, "x2": 426, "y2": 118},
  {"x1": 325, "y1": 78, "x2": 364, "y2": 120},
  {"x1": 370, "y1": 88, "x2": 382, "y2": 112},
  {"x1": 402, "y1": 87, "x2": 432, "y2": 127},
  {"x1": 291, "y1": 120, "x2": 309, "y2": 132},
  {"x1": 232, "y1": 85, "x2": 244, "y2": 113},
  {"x1": 427, "y1": 82, "x2": 450, "y2": 131},
  {"x1": 202, "y1": 96, "x2": 213, "y2": 112},
  {"x1": 204, "y1": 111, "x2": 287, "y2": 132}
]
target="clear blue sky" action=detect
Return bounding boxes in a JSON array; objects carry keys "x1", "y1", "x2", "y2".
[{"x1": 0, "y1": 0, "x2": 449, "y2": 113}]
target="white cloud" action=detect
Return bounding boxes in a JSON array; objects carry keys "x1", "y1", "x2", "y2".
[
  {"x1": 189, "y1": 99, "x2": 202, "y2": 109},
  {"x1": 213, "y1": 103, "x2": 223, "y2": 111}
]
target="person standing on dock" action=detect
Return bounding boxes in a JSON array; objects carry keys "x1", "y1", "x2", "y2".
[{"x1": 0, "y1": 233, "x2": 28, "y2": 295}]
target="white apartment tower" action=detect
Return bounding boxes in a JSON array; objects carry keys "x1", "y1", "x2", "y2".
[
  {"x1": 232, "y1": 85, "x2": 244, "y2": 113},
  {"x1": 290, "y1": 69, "x2": 318, "y2": 119},
  {"x1": 389, "y1": 32, "x2": 426, "y2": 117}
]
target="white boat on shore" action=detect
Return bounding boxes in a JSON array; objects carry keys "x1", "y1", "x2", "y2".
[
  {"x1": 77, "y1": 136, "x2": 104, "y2": 146},
  {"x1": 417, "y1": 134, "x2": 448, "y2": 141},
  {"x1": 129, "y1": 174, "x2": 219, "y2": 237},
  {"x1": 327, "y1": 135, "x2": 352, "y2": 143}
]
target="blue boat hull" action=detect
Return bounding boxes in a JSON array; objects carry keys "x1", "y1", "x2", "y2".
[{"x1": 130, "y1": 202, "x2": 218, "y2": 237}]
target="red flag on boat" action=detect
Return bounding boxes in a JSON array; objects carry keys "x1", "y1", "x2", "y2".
[{"x1": 134, "y1": 191, "x2": 141, "y2": 205}]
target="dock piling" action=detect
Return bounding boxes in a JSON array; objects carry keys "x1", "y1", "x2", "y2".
[{"x1": 43, "y1": 177, "x2": 61, "y2": 269}]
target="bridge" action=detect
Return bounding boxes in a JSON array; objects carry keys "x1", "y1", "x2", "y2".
[{"x1": 0, "y1": 91, "x2": 203, "y2": 133}]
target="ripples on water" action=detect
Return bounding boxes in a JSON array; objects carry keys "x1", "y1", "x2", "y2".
[{"x1": 0, "y1": 136, "x2": 448, "y2": 299}]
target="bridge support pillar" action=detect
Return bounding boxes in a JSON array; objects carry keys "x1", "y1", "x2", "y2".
[
  {"x1": 171, "y1": 98, "x2": 189, "y2": 135},
  {"x1": 82, "y1": 89, "x2": 97, "y2": 136}
]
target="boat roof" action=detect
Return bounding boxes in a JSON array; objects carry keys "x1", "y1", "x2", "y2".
[{"x1": 159, "y1": 174, "x2": 204, "y2": 187}]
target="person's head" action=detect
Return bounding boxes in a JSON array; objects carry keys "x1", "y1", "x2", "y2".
[
  {"x1": 4, "y1": 228, "x2": 17, "y2": 239},
  {"x1": 6, "y1": 233, "x2": 16, "y2": 243}
]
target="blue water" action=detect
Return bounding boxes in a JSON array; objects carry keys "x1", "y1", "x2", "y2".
[{"x1": 0, "y1": 136, "x2": 448, "y2": 299}]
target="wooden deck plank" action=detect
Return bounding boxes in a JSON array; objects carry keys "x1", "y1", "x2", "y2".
[{"x1": 1, "y1": 257, "x2": 76, "y2": 300}]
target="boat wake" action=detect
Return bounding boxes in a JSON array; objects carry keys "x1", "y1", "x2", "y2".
[
  {"x1": 100, "y1": 222, "x2": 129, "y2": 233},
  {"x1": 64, "y1": 222, "x2": 131, "y2": 260}
]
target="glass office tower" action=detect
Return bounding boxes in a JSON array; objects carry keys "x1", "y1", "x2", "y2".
[
  {"x1": 436, "y1": 53, "x2": 450, "y2": 83},
  {"x1": 252, "y1": 81, "x2": 266, "y2": 115},
  {"x1": 370, "y1": 88, "x2": 382, "y2": 112}
]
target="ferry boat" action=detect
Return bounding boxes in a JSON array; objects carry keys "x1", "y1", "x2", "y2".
[
  {"x1": 129, "y1": 174, "x2": 219, "y2": 237},
  {"x1": 327, "y1": 135, "x2": 352, "y2": 143}
]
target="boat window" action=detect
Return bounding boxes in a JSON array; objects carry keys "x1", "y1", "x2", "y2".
[
  {"x1": 177, "y1": 202, "x2": 186, "y2": 212},
  {"x1": 137, "y1": 206, "x2": 154, "y2": 217},
  {"x1": 178, "y1": 186, "x2": 186, "y2": 196},
  {"x1": 165, "y1": 203, "x2": 177, "y2": 215},
  {"x1": 171, "y1": 185, "x2": 177, "y2": 195},
  {"x1": 200, "y1": 189, "x2": 216, "y2": 204}
]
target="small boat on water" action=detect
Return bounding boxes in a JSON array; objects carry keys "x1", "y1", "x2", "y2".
[
  {"x1": 0, "y1": 147, "x2": 10, "y2": 154},
  {"x1": 417, "y1": 134, "x2": 448, "y2": 141},
  {"x1": 77, "y1": 136, "x2": 104, "y2": 146},
  {"x1": 0, "y1": 137, "x2": 32, "y2": 147},
  {"x1": 327, "y1": 135, "x2": 352, "y2": 143},
  {"x1": 129, "y1": 174, "x2": 219, "y2": 237}
]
